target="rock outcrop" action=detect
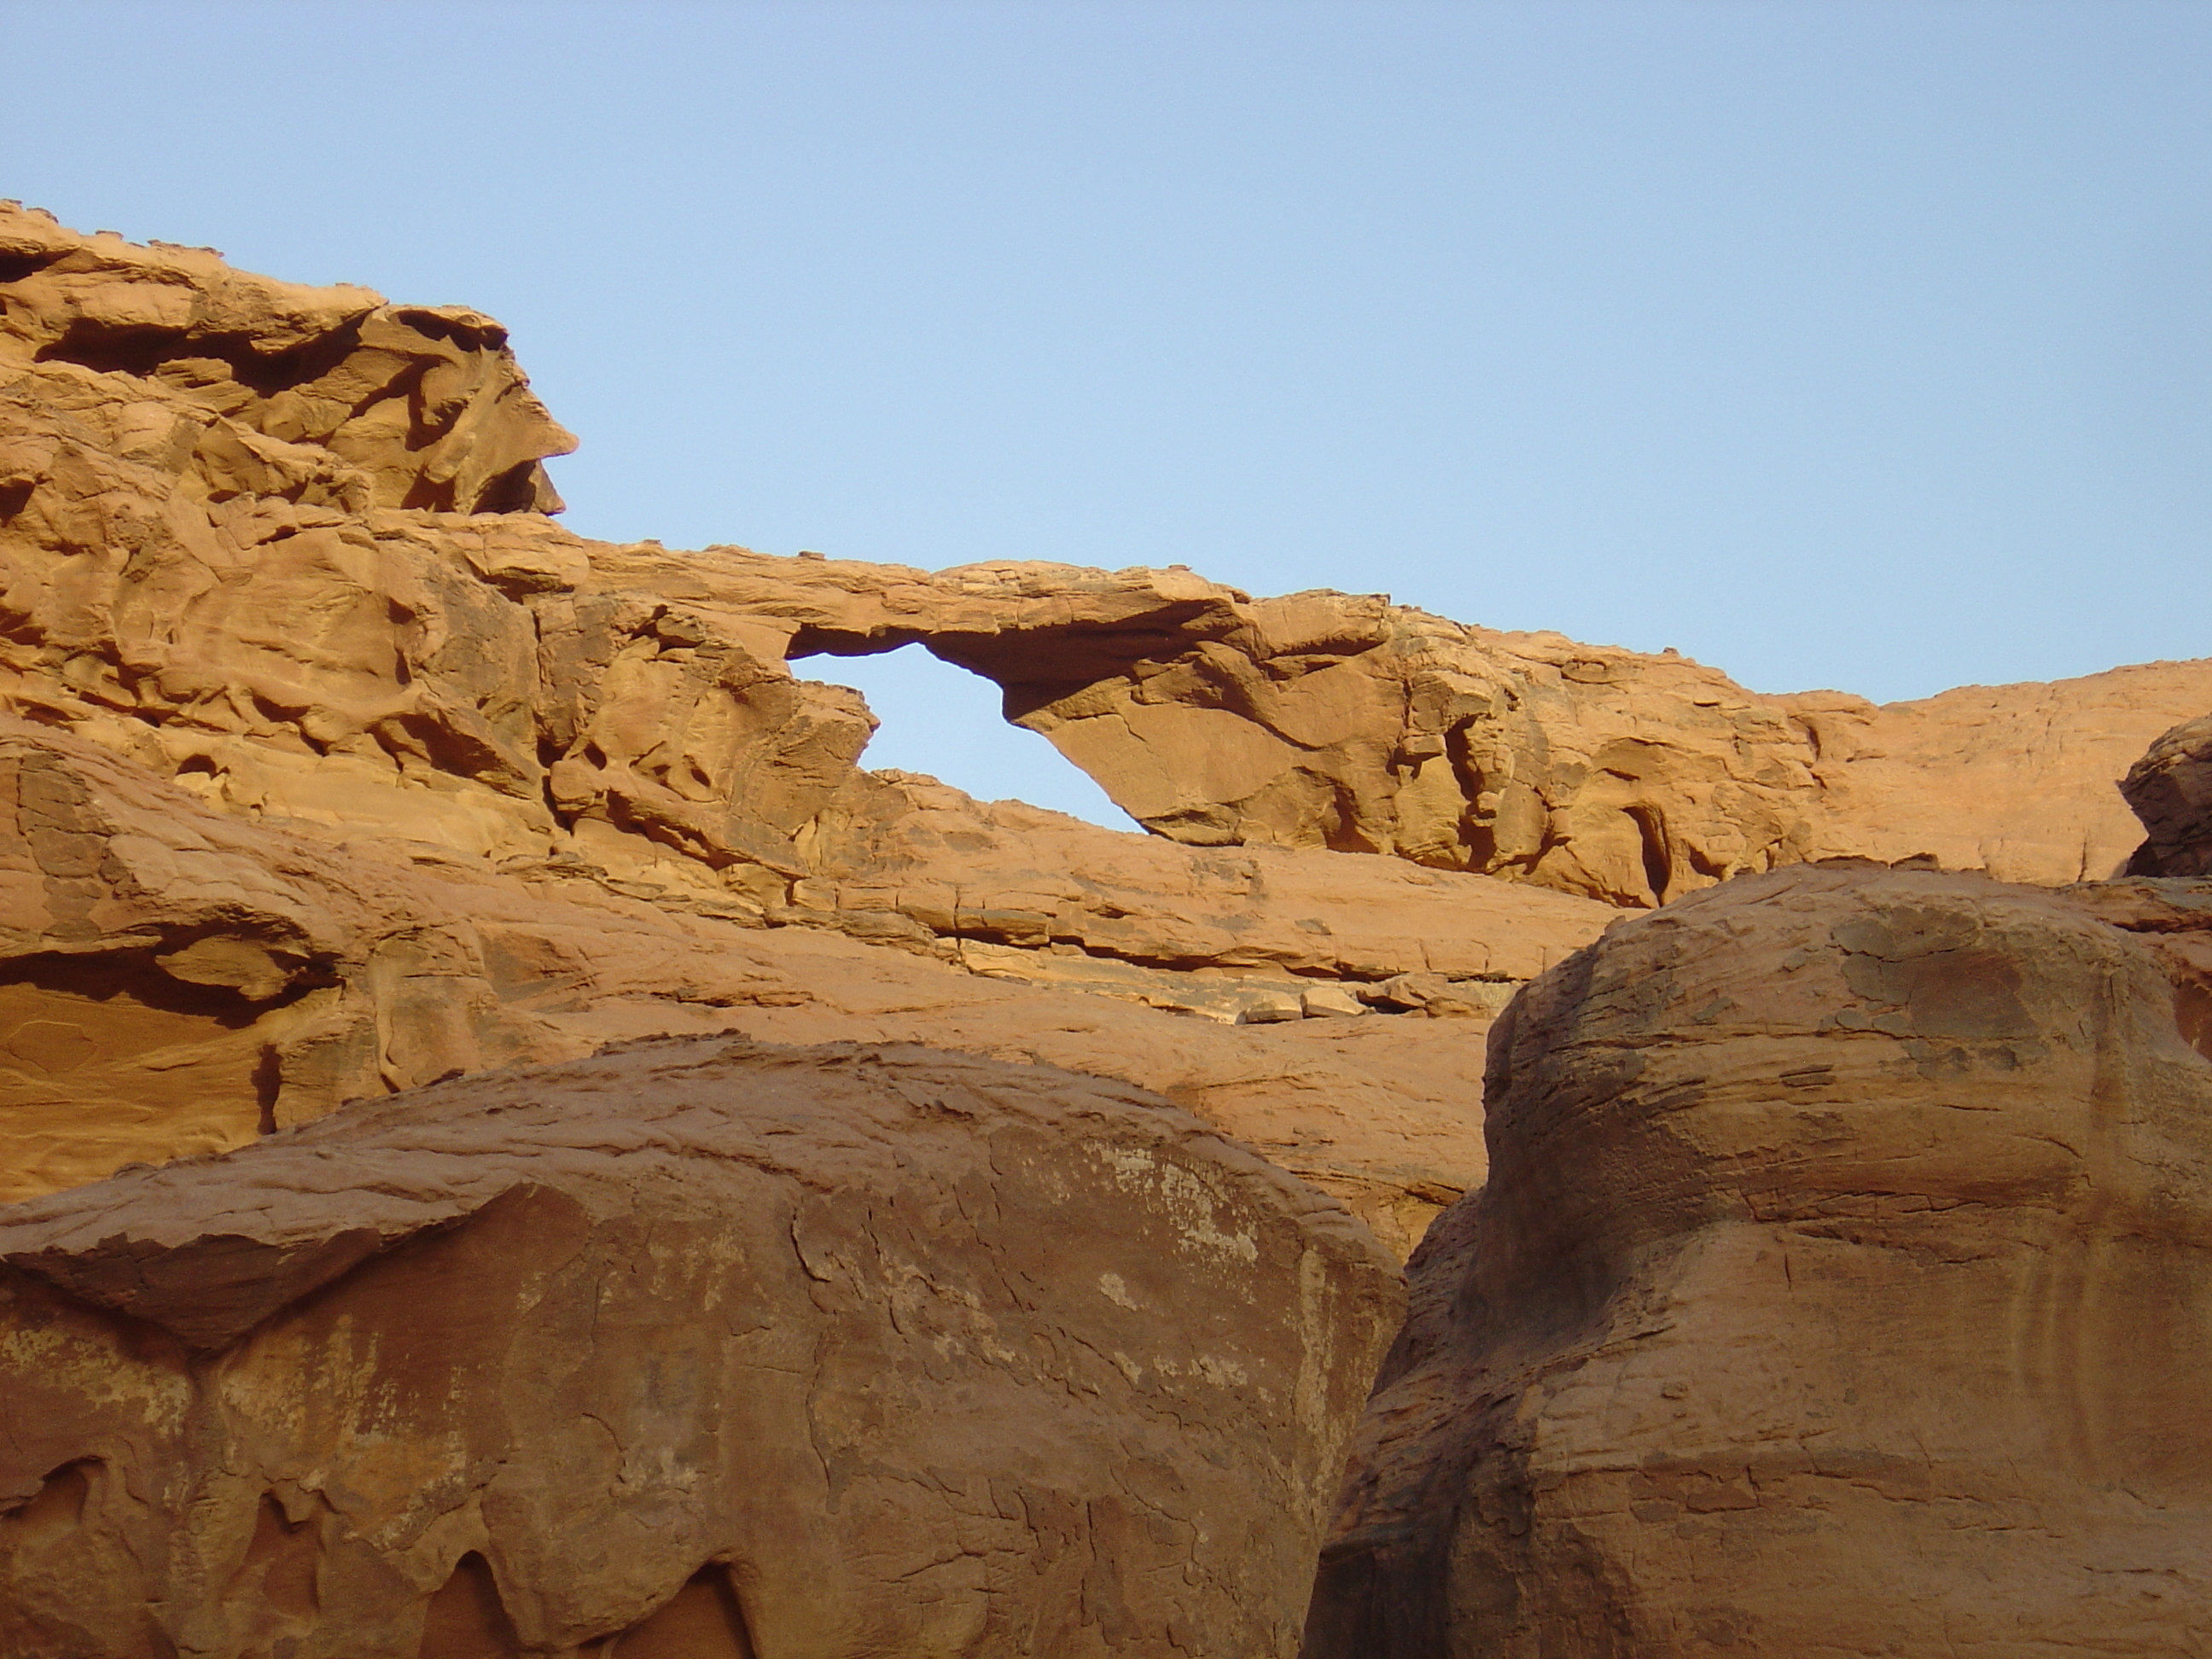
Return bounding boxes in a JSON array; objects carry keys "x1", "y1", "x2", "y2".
[
  {"x1": 0, "y1": 202, "x2": 573, "y2": 514},
  {"x1": 902, "y1": 590, "x2": 2212, "y2": 903},
  {"x1": 12, "y1": 201, "x2": 2212, "y2": 1657},
  {"x1": 13, "y1": 198, "x2": 2212, "y2": 1254},
  {"x1": 0, "y1": 1035, "x2": 1402, "y2": 1658},
  {"x1": 806, "y1": 766, "x2": 1604, "y2": 992},
  {"x1": 0, "y1": 718, "x2": 1604, "y2": 1253},
  {"x1": 2121, "y1": 710, "x2": 2212, "y2": 876},
  {"x1": 1303, "y1": 863, "x2": 2212, "y2": 1656},
  {"x1": 8, "y1": 201, "x2": 2209, "y2": 925}
]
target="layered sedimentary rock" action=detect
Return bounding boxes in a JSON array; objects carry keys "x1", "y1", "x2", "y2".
[
  {"x1": 1304, "y1": 864, "x2": 2212, "y2": 1656},
  {"x1": 0, "y1": 1036, "x2": 1402, "y2": 1658},
  {"x1": 1, "y1": 719, "x2": 1597, "y2": 1252},
  {"x1": 2120, "y1": 710, "x2": 2212, "y2": 876},
  {"x1": 8, "y1": 201, "x2": 2208, "y2": 928},
  {"x1": 805, "y1": 767, "x2": 1604, "y2": 992},
  {"x1": 2054, "y1": 873, "x2": 2212, "y2": 1063},
  {"x1": 11, "y1": 198, "x2": 2212, "y2": 1255},
  {"x1": 12, "y1": 200, "x2": 2212, "y2": 1658}
]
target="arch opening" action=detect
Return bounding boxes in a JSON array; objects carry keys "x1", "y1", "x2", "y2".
[{"x1": 800, "y1": 643, "x2": 1136, "y2": 830}]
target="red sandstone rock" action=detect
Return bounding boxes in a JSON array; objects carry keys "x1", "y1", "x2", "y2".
[
  {"x1": 0, "y1": 719, "x2": 1575, "y2": 1254},
  {"x1": 10, "y1": 197, "x2": 2212, "y2": 1659},
  {"x1": 0, "y1": 1035, "x2": 1401, "y2": 1657},
  {"x1": 6, "y1": 201, "x2": 2205, "y2": 924},
  {"x1": 0, "y1": 201, "x2": 573, "y2": 512},
  {"x1": 12, "y1": 201, "x2": 2212, "y2": 1256},
  {"x1": 1303, "y1": 864, "x2": 2212, "y2": 1656},
  {"x1": 2119, "y1": 710, "x2": 2212, "y2": 876},
  {"x1": 8, "y1": 201, "x2": 2199, "y2": 1254}
]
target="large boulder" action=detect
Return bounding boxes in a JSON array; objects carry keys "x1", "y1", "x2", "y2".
[
  {"x1": 0, "y1": 1035, "x2": 1402, "y2": 1658},
  {"x1": 2122, "y1": 710, "x2": 2212, "y2": 877},
  {"x1": 1304, "y1": 863, "x2": 2212, "y2": 1656}
]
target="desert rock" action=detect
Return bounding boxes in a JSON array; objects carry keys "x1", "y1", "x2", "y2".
[
  {"x1": 7, "y1": 201, "x2": 2208, "y2": 924},
  {"x1": 1, "y1": 719, "x2": 1584, "y2": 1254},
  {"x1": 0, "y1": 201, "x2": 573, "y2": 513},
  {"x1": 11, "y1": 201, "x2": 2212, "y2": 1255},
  {"x1": 805, "y1": 766, "x2": 1605, "y2": 989},
  {"x1": 0, "y1": 1035, "x2": 1402, "y2": 1658},
  {"x1": 11, "y1": 199, "x2": 2212, "y2": 1658},
  {"x1": 2119, "y1": 710, "x2": 2212, "y2": 876},
  {"x1": 1303, "y1": 864, "x2": 2212, "y2": 1656}
]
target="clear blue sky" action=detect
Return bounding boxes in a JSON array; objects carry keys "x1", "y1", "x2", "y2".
[{"x1": 9, "y1": 1, "x2": 2209, "y2": 824}]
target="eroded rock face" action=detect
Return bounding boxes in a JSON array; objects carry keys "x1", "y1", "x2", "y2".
[
  {"x1": 805, "y1": 766, "x2": 1606, "y2": 990},
  {"x1": 15, "y1": 205, "x2": 2212, "y2": 1248},
  {"x1": 1304, "y1": 864, "x2": 2212, "y2": 1656},
  {"x1": 0, "y1": 1035, "x2": 1403, "y2": 1659},
  {"x1": 596, "y1": 549, "x2": 2212, "y2": 906},
  {"x1": 0, "y1": 201, "x2": 574, "y2": 512},
  {"x1": 2121, "y1": 711, "x2": 2212, "y2": 877},
  {"x1": 10, "y1": 197, "x2": 2212, "y2": 1659},
  {"x1": 0, "y1": 719, "x2": 1578, "y2": 1253},
  {"x1": 2054, "y1": 873, "x2": 2212, "y2": 1065},
  {"x1": 12, "y1": 201, "x2": 2212, "y2": 1258},
  {"x1": 8, "y1": 202, "x2": 2208, "y2": 922},
  {"x1": 928, "y1": 597, "x2": 2212, "y2": 903}
]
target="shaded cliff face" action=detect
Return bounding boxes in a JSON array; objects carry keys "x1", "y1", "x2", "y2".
[
  {"x1": 1303, "y1": 864, "x2": 2212, "y2": 1657},
  {"x1": 2121, "y1": 710, "x2": 2212, "y2": 877},
  {"x1": 0, "y1": 1036, "x2": 1403, "y2": 1659}
]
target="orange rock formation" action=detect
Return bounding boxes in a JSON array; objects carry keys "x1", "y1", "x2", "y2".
[
  {"x1": 1305, "y1": 864, "x2": 2212, "y2": 1655},
  {"x1": 0, "y1": 1038, "x2": 1400, "y2": 1658},
  {"x1": 7, "y1": 204, "x2": 2212, "y2": 1655}
]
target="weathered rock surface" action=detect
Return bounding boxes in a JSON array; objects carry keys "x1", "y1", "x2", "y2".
[
  {"x1": 2, "y1": 719, "x2": 1577, "y2": 1253},
  {"x1": 806, "y1": 768, "x2": 1604, "y2": 991},
  {"x1": 1802, "y1": 667, "x2": 2212, "y2": 886},
  {"x1": 0, "y1": 1035, "x2": 1403, "y2": 1658},
  {"x1": 2120, "y1": 710, "x2": 2212, "y2": 877},
  {"x1": 0, "y1": 201, "x2": 573, "y2": 513},
  {"x1": 7, "y1": 201, "x2": 2207, "y2": 925},
  {"x1": 11, "y1": 198, "x2": 2212, "y2": 1659},
  {"x1": 14, "y1": 201, "x2": 2212, "y2": 1253},
  {"x1": 915, "y1": 596, "x2": 2212, "y2": 903},
  {"x1": 1304, "y1": 864, "x2": 2212, "y2": 1656},
  {"x1": 2053, "y1": 873, "x2": 2212, "y2": 1066}
]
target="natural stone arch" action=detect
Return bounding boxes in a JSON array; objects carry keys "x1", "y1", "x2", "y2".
[{"x1": 786, "y1": 638, "x2": 1134, "y2": 828}]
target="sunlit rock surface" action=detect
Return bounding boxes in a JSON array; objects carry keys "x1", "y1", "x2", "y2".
[
  {"x1": 10, "y1": 203, "x2": 2212, "y2": 1656},
  {"x1": 0, "y1": 1037, "x2": 1400, "y2": 1658},
  {"x1": 1304, "y1": 864, "x2": 2212, "y2": 1656}
]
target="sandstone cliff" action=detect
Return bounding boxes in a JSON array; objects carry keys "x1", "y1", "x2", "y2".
[
  {"x1": 0, "y1": 719, "x2": 1608, "y2": 1254},
  {"x1": 9, "y1": 204, "x2": 2212, "y2": 1656},
  {"x1": 6, "y1": 201, "x2": 2205, "y2": 931},
  {"x1": 6, "y1": 200, "x2": 2205, "y2": 1250}
]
